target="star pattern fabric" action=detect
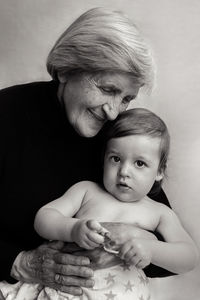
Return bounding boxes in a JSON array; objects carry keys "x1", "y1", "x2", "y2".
[
  {"x1": 104, "y1": 290, "x2": 117, "y2": 300},
  {"x1": 124, "y1": 280, "x2": 135, "y2": 292},
  {"x1": 0, "y1": 264, "x2": 151, "y2": 300},
  {"x1": 104, "y1": 273, "x2": 116, "y2": 284}
]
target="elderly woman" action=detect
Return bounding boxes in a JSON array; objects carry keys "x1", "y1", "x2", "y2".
[{"x1": 0, "y1": 7, "x2": 170, "y2": 297}]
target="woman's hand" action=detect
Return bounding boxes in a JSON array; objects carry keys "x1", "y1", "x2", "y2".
[
  {"x1": 101, "y1": 222, "x2": 157, "y2": 247},
  {"x1": 11, "y1": 241, "x2": 94, "y2": 296}
]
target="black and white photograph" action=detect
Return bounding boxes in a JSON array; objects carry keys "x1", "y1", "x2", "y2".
[{"x1": 0, "y1": 1, "x2": 200, "y2": 299}]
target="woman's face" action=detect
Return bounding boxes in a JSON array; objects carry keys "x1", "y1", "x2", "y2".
[{"x1": 58, "y1": 72, "x2": 141, "y2": 137}]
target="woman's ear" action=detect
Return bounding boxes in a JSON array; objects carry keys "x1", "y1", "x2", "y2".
[
  {"x1": 155, "y1": 171, "x2": 164, "y2": 182},
  {"x1": 57, "y1": 73, "x2": 68, "y2": 83}
]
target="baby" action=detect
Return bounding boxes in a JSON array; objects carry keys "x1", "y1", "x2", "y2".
[{"x1": 1, "y1": 108, "x2": 198, "y2": 300}]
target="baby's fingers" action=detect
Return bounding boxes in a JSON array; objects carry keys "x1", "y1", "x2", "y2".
[
  {"x1": 87, "y1": 220, "x2": 104, "y2": 232},
  {"x1": 87, "y1": 231, "x2": 104, "y2": 245},
  {"x1": 135, "y1": 260, "x2": 149, "y2": 269},
  {"x1": 119, "y1": 243, "x2": 134, "y2": 259},
  {"x1": 123, "y1": 247, "x2": 136, "y2": 261},
  {"x1": 121, "y1": 247, "x2": 141, "y2": 265},
  {"x1": 129, "y1": 255, "x2": 141, "y2": 266}
]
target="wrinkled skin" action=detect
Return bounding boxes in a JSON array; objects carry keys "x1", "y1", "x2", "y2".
[{"x1": 12, "y1": 223, "x2": 156, "y2": 296}]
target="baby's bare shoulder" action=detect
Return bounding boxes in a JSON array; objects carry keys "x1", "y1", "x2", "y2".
[
  {"x1": 73, "y1": 180, "x2": 100, "y2": 189},
  {"x1": 144, "y1": 196, "x2": 172, "y2": 215},
  {"x1": 74, "y1": 181, "x2": 105, "y2": 198}
]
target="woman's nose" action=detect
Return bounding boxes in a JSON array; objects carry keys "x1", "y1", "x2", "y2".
[{"x1": 102, "y1": 101, "x2": 120, "y2": 121}]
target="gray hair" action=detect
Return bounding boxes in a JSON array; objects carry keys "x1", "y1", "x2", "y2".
[{"x1": 47, "y1": 7, "x2": 155, "y2": 91}]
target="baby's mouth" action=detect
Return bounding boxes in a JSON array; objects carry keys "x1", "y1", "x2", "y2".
[{"x1": 117, "y1": 182, "x2": 131, "y2": 190}]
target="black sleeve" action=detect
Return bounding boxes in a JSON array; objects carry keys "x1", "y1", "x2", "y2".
[
  {"x1": 0, "y1": 240, "x2": 22, "y2": 283},
  {"x1": 0, "y1": 96, "x2": 23, "y2": 282}
]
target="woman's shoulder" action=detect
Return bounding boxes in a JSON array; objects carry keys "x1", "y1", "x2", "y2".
[
  {"x1": 0, "y1": 80, "x2": 59, "y2": 136},
  {"x1": 0, "y1": 81, "x2": 57, "y2": 108},
  {"x1": 0, "y1": 80, "x2": 59, "y2": 122}
]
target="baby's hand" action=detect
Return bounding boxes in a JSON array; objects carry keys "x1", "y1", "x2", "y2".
[
  {"x1": 119, "y1": 238, "x2": 152, "y2": 269},
  {"x1": 72, "y1": 219, "x2": 106, "y2": 249}
]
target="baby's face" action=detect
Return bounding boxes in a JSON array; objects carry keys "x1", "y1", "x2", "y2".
[{"x1": 103, "y1": 135, "x2": 163, "y2": 202}]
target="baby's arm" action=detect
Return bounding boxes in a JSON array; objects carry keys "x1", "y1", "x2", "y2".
[
  {"x1": 119, "y1": 204, "x2": 199, "y2": 273},
  {"x1": 34, "y1": 181, "x2": 105, "y2": 249},
  {"x1": 148, "y1": 205, "x2": 199, "y2": 273}
]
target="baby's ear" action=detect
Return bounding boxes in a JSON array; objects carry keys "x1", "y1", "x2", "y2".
[{"x1": 155, "y1": 171, "x2": 164, "y2": 182}]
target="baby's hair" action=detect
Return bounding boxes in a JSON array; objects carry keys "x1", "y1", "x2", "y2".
[{"x1": 102, "y1": 108, "x2": 170, "y2": 194}]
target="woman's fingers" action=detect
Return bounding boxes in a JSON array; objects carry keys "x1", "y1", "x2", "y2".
[
  {"x1": 37, "y1": 256, "x2": 94, "y2": 295},
  {"x1": 54, "y1": 273, "x2": 94, "y2": 288},
  {"x1": 54, "y1": 252, "x2": 90, "y2": 266},
  {"x1": 16, "y1": 241, "x2": 96, "y2": 295},
  {"x1": 54, "y1": 261, "x2": 93, "y2": 278},
  {"x1": 55, "y1": 285, "x2": 83, "y2": 296}
]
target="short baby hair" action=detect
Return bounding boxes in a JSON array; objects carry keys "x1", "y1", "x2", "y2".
[{"x1": 103, "y1": 108, "x2": 170, "y2": 194}]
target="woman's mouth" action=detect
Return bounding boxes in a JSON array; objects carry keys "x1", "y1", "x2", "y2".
[{"x1": 88, "y1": 109, "x2": 106, "y2": 123}]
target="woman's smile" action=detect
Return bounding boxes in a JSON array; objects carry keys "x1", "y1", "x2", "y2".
[
  {"x1": 59, "y1": 72, "x2": 140, "y2": 137},
  {"x1": 88, "y1": 108, "x2": 106, "y2": 123}
]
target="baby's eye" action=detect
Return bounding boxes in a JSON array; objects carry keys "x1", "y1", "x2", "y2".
[
  {"x1": 110, "y1": 156, "x2": 120, "y2": 163},
  {"x1": 135, "y1": 160, "x2": 146, "y2": 168}
]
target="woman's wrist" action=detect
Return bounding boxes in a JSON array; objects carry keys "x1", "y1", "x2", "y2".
[{"x1": 11, "y1": 250, "x2": 34, "y2": 282}]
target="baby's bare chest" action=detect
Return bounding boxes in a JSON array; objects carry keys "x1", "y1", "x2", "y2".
[{"x1": 75, "y1": 192, "x2": 159, "y2": 231}]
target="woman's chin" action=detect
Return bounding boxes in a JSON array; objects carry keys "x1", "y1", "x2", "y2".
[{"x1": 76, "y1": 125, "x2": 102, "y2": 138}]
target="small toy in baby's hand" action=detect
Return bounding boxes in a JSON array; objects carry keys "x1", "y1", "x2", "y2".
[{"x1": 98, "y1": 228, "x2": 119, "y2": 255}]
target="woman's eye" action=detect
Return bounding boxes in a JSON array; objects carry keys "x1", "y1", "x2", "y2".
[
  {"x1": 135, "y1": 160, "x2": 146, "y2": 168},
  {"x1": 100, "y1": 86, "x2": 117, "y2": 95},
  {"x1": 111, "y1": 156, "x2": 120, "y2": 163}
]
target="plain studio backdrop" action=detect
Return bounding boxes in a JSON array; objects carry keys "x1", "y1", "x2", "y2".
[{"x1": 0, "y1": 0, "x2": 200, "y2": 298}]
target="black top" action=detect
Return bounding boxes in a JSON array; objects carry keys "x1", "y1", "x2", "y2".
[{"x1": 0, "y1": 81, "x2": 172, "y2": 282}]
